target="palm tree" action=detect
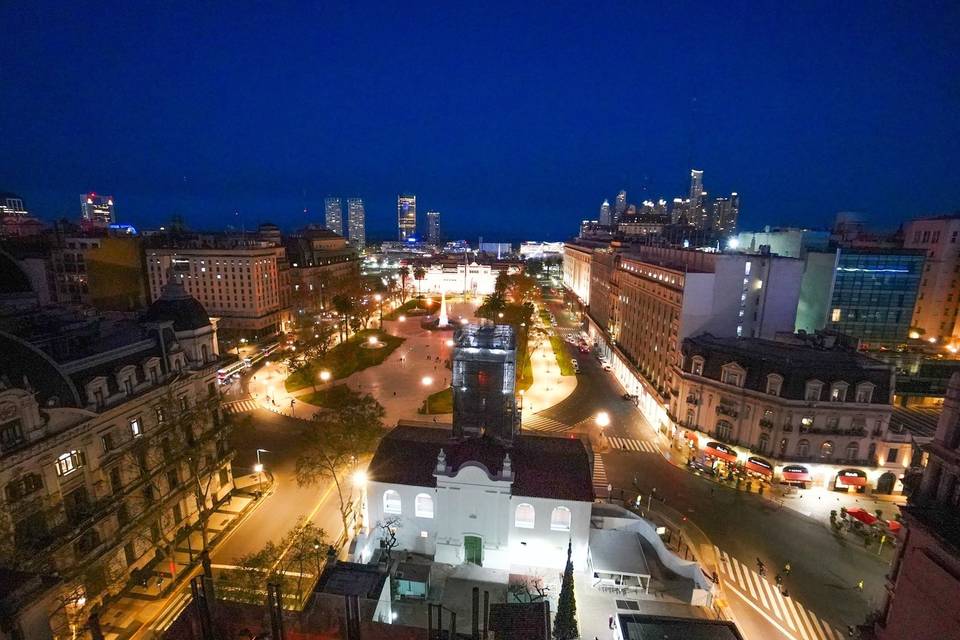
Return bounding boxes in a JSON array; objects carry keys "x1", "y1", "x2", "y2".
[
  {"x1": 413, "y1": 265, "x2": 426, "y2": 297},
  {"x1": 398, "y1": 266, "x2": 411, "y2": 303}
]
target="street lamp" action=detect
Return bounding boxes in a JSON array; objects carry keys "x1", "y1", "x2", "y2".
[
  {"x1": 445, "y1": 339, "x2": 454, "y2": 347},
  {"x1": 319, "y1": 370, "x2": 331, "y2": 383},
  {"x1": 595, "y1": 411, "x2": 610, "y2": 427},
  {"x1": 368, "y1": 335, "x2": 379, "y2": 346},
  {"x1": 254, "y1": 448, "x2": 269, "y2": 497},
  {"x1": 374, "y1": 293, "x2": 383, "y2": 326},
  {"x1": 421, "y1": 376, "x2": 433, "y2": 386}
]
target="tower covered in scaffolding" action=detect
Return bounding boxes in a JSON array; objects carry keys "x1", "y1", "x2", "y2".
[{"x1": 451, "y1": 322, "x2": 518, "y2": 443}]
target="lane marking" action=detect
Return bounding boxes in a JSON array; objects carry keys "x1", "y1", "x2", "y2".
[
  {"x1": 725, "y1": 581, "x2": 799, "y2": 640},
  {"x1": 773, "y1": 586, "x2": 800, "y2": 632},
  {"x1": 751, "y1": 570, "x2": 771, "y2": 610},
  {"x1": 793, "y1": 599, "x2": 823, "y2": 640}
]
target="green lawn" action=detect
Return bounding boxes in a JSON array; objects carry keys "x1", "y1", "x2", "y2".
[
  {"x1": 517, "y1": 347, "x2": 534, "y2": 391},
  {"x1": 549, "y1": 335, "x2": 575, "y2": 376},
  {"x1": 421, "y1": 386, "x2": 453, "y2": 414},
  {"x1": 300, "y1": 384, "x2": 362, "y2": 409},
  {"x1": 285, "y1": 329, "x2": 404, "y2": 391}
]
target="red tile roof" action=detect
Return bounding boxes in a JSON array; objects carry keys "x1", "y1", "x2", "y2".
[{"x1": 369, "y1": 425, "x2": 595, "y2": 502}]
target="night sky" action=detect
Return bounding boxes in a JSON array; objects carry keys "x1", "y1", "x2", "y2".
[{"x1": 2, "y1": 2, "x2": 958, "y2": 241}]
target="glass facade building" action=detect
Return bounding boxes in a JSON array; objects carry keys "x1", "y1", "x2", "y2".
[{"x1": 826, "y1": 248, "x2": 926, "y2": 343}]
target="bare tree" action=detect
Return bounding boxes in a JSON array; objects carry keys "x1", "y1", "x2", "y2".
[
  {"x1": 295, "y1": 391, "x2": 384, "y2": 536},
  {"x1": 376, "y1": 515, "x2": 402, "y2": 563}
]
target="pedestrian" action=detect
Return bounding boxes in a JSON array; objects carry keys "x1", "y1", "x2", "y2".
[
  {"x1": 608, "y1": 616, "x2": 614, "y2": 630},
  {"x1": 856, "y1": 579, "x2": 864, "y2": 591},
  {"x1": 784, "y1": 561, "x2": 791, "y2": 575}
]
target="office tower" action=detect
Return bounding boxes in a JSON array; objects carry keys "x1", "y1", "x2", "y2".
[
  {"x1": 347, "y1": 198, "x2": 366, "y2": 250},
  {"x1": 0, "y1": 192, "x2": 27, "y2": 217},
  {"x1": 614, "y1": 190, "x2": 627, "y2": 223},
  {"x1": 826, "y1": 248, "x2": 925, "y2": 344},
  {"x1": 671, "y1": 198, "x2": 689, "y2": 225},
  {"x1": 452, "y1": 323, "x2": 518, "y2": 443},
  {"x1": 81, "y1": 193, "x2": 115, "y2": 225},
  {"x1": 324, "y1": 197, "x2": 344, "y2": 236},
  {"x1": 599, "y1": 199, "x2": 612, "y2": 226},
  {"x1": 426, "y1": 210, "x2": 441, "y2": 246},
  {"x1": 688, "y1": 170, "x2": 704, "y2": 209},
  {"x1": 710, "y1": 193, "x2": 740, "y2": 234},
  {"x1": 398, "y1": 194, "x2": 417, "y2": 241}
]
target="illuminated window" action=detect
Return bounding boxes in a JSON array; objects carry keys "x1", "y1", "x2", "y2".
[
  {"x1": 130, "y1": 417, "x2": 143, "y2": 438},
  {"x1": 383, "y1": 490, "x2": 401, "y2": 515},
  {"x1": 831, "y1": 308, "x2": 842, "y2": 322},
  {"x1": 550, "y1": 506, "x2": 572, "y2": 532},
  {"x1": 830, "y1": 383, "x2": 848, "y2": 402},
  {"x1": 514, "y1": 503, "x2": 535, "y2": 529},
  {"x1": 415, "y1": 493, "x2": 434, "y2": 519},
  {"x1": 820, "y1": 441, "x2": 834, "y2": 459},
  {"x1": 690, "y1": 356, "x2": 704, "y2": 376},
  {"x1": 56, "y1": 450, "x2": 85, "y2": 476}
]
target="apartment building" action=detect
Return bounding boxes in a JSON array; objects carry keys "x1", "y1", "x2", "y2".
[
  {"x1": 903, "y1": 215, "x2": 960, "y2": 347},
  {"x1": 145, "y1": 237, "x2": 292, "y2": 340},
  {"x1": 672, "y1": 332, "x2": 911, "y2": 493},
  {"x1": 562, "y1": 241, "x2": 594, "y2": 304},
  {"x1": 285, "y1": 226, "x2": 361, "y2": 315},
  {"x1": 49, "y1": 235, "x2": 147, "y2": 311},
  {"x1": 576, "y1": 241, "x2": 803, "y2": 431},
  {"x1": 0, "y1": 276, "x2": 233, "y2": 639}
]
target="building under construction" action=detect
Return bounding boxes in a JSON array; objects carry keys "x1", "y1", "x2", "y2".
[{"x1": 451, "y1": 322, "x2": 518, "y2": 443}]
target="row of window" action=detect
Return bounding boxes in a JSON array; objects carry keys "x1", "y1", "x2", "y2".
[
  {"x1": 381, "y1": 491, "x2": 572, "y2": 531},
  {"x1": 690, "y1": 358, "x2": 875, "y2": 403}
]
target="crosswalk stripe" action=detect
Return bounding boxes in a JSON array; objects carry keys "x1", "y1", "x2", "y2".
[
  {"x1": 794, "y1": 600, "x2": 824, "y2": 640},
  {"x1": 774, "y1": 586, "x2": 800, "y2": 632},
  {"x1": 752, "y1": 571, "x2": 771, "y2": 610},
  {"x1": 810, "y1": 612, "x2": 834, "y2": 640},
  {"x1": 733, "y1": 558, "x2": 757, "y2": 599},
  {"x1": 763, "y1": 578, "x2": 787, "y2": 621},
  {"x1": 608, "y1": 436, "x2": 657, "y2": 453},
  {"x1": 523, "y1": 414, "x2": 571, "y2": 432}
]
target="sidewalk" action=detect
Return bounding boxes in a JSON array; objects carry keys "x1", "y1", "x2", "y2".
[
  {"x1": 98, "y1": 473, "x2": 275, "y2": 639},
  {"x1": 519, "y1": 312, "x2": 577, "y2": 417}
]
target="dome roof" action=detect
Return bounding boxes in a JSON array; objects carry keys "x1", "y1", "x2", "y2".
[
  {"x1": 145, "y1": 272, "x2": 211, "y2": 331},
  {"x1": 0, "y1": 330, "x2": 80, "y2": 407}
]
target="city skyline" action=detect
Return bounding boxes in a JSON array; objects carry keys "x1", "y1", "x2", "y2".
[{"x1": 2, "y1": 3, "x2": 958, "y2": 240}]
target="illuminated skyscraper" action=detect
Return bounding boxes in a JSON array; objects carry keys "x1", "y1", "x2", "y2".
[
  {"x1": 614, "y1": 190, "x2": 627, "y2": 224},
  {"x1": 688, "y1": 169, "x2": 704, "y2": 209},
  {"x1": 426, "y1": 210, "x2": 441, "y2": 246},
  {"x1": 398, "y1": 194, "x2": 417, "y2": 241},
  {"x1": 81, "y1": 193, "x2": 115, "y2": 225},
  {"x1": 347, "y1": 198, "x2": 366, "y2": 250},
  {"x1": 710, "y1": 193, "x2": 740, "y2": 234},
  {"x1": 599, "y1": 199, "x2": 612, "y2": 226},
  {"x1": 324, "y1": 197, "x2": 344, "y2": 236}
]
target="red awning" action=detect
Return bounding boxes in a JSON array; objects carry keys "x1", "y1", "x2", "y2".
[
  {"x1": 746, "y1": 458, "x2": 773, "y2": 476},
  {"x1": 704, "y1": 444, "x2": 737, "y2": 463},
  {"x1": 838, "y1": 472, "x2": 867, "y2": 487},
  {"x1": 847, "y1": 508, "x2": 878, "y2": 525},
  {"x1": 684, "y1": 431, "x2": 697, "y2": 441},
  {"x1": 886, "y1": 520, "x2": 902, "y2": 533},
  {"x1": 780, "y1": 465, "x2": 810, "y2": 482}
]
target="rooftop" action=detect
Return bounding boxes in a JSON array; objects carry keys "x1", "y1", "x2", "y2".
[
  {"x1": 891, "y1": 406, "x2": 941, "y2": 440},
  {"x1": 316, "y1": 561, "x2": 388, "y2": 599},
  {"x1": 617, "y1": 613, "x2": 745, "y2": 640},
  {"x1": 368, "y1": 424, "x2": 594, "y2": 502},
  {"x1": 488, "y1": 601, "x2": 551, "y2": 640}
]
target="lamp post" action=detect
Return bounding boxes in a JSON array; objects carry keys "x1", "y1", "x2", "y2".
[
  {"x1": 254, "y1": 448, "x2": 269, "y2": 497},
  {"x1": 319, "y1": 370, "x2": 331, "y2": 384},
  {"x1": 313, "y1": 539, "x2": 322, "y2": 577}
]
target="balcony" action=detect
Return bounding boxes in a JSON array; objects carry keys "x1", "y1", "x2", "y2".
[
  {"x1": 716, "y1": 405, "x2": 739, "y2": 418},
  {"x1": 686, "y1": 395, "x2": 699, "y2": 406},
  {"x1": 759, "y1": 419, "x2": 774, "y2": 430}
]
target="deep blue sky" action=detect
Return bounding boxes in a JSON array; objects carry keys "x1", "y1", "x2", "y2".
[{"x1": 2, "y1": 2, "x2": 958, "y2": 241}]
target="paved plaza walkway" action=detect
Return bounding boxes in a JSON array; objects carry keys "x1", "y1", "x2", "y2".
[{"x1": 250, "y1": 300, "x2": 579, "y2": 428}]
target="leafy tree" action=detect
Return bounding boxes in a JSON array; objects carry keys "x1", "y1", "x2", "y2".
[
  {"x1": 525, "y1": 259, "x2": 544, "y2": 277},
  {"x1": 494, "y1": 271, "x2": 511, "y2": 295},
  {"x1": 553, "y1": 540, "x2": 578, "y2": 640},
  {"x1": 506, "y1": 273, "x2": 539, "y2": 303},
  {"x1": 331, "y1": 293, "x2": 355, "y2": 341},
  {"x1": 296, "y1": 391, "x2": 385, "y2": 535}
]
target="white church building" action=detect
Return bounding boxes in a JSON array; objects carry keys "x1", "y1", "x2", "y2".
[{"x1": 358, "y1": 423, "x2": 595, "y2": 572}]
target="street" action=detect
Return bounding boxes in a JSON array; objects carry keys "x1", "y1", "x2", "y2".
[{"x1": 543, "y1": 298, "x2": 890, "y2": 640}]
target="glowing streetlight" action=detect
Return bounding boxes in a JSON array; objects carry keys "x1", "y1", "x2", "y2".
[
  {"x1": 460, "y1": 318, "x2": 469, "y2": 325},
  {"x1": 421, "y1": 376, "x2": 433, "y2": 386},
  {"x1": 254, "y1": 448, "x2": 269, "y2": 496},
  {"x1": 446, "y1": 339, "x2": 455, "y2": 347},
  {"x1": 319, "y1": 370, "x2": 331, "y2": 383},
  {"x1": 368, "y1": 335, "x2": 379, "y2": 346},
  {"x1": 399, "y1": 315, "x2": 406, "y2": 322},
  {"x1": 595, "y1": 411, "x2": 611, "y2": 428},
  {"x1": 498, "y1": 312, "x2": 504, "y2": 318},
  {"x1": 374, "y1": 293, "x2": 383, "y2": 325},
  {"x1": 352, "y1": 470, "x2": 368, "y2": 486}
]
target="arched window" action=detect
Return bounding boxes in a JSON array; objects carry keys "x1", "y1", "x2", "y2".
[
  {"x1": 415, "y1": 493, "x2": 434, "y2": 519},
  {"x1": 721, "y1": 363, "x2": 745, "y2": 387},
  {"x1": 766, "y1": 374, "x2": 783, "y2": 397},
  {"x1": 855, "y1": 382, "x2": 875, "y2": 404},
  {"x1": 758, "y1": 433, "x2": 770, "y2": 454},
  {"x1": 820, "y1": 441, "x2": 834, "y2": 459},
  {"x1": 845, "y1": 442, "x2": 859, "y2": 461},
  {"x1": 778, "y1": 438, "x2": 789, "y2": 456},
  {"x1": 514, "y1": 503, "x2": 535, "y2": 529},
  {"x1": 796, "y1": 439, "x2": 810, "y2": 457},
  {"x1": 383, "y1": 490, "x2": 401, "y2": 515},
  {"x1": 550, "y1": 506, "x2": 572, "y2": 532}
]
